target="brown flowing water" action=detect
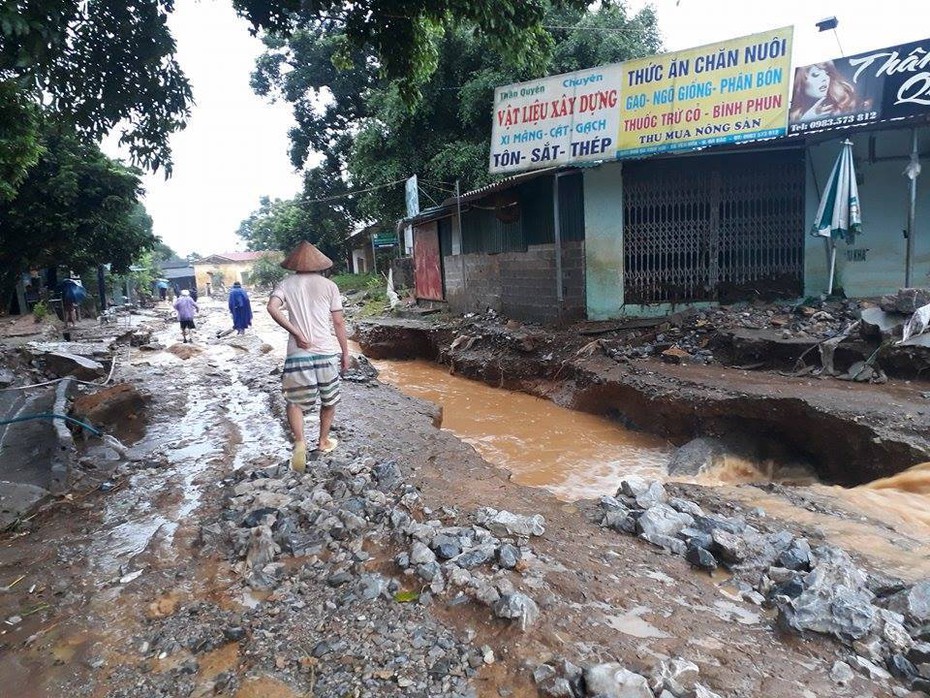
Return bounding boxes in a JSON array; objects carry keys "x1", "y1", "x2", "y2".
[
  {"x1": 372, "y1": 358, "x2": 671, "y2": 500},
  {"x1": 370, "y1": 355, "x2": 930, "y2": 579}
]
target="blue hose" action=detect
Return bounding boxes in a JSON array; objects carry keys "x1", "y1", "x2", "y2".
[{"x1": 0, "y1": 413, "x2": 102, "y2": 436}]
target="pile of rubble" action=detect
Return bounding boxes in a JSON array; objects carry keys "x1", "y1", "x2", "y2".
[
  {"x1": 117, "y1": 451, "x2": 553, "y2": 695},
  {"x1": 599, "y1": 476, "x2": 930, "y2": 695},
  {"x1": 532, "y1": 656, "x2": 722, "y2": 698}
]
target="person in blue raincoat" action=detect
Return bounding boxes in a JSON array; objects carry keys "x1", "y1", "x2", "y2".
[
  {"x1": 59, "y1": 277, "x2": 87, "y2": 327},
  {"x1": 228, "y1": 281, "x2": 253, "y2": 334}
]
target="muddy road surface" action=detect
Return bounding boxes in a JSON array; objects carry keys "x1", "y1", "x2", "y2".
[{"x1": 0, "y1": 299, "x2": 927, "y2": 697}]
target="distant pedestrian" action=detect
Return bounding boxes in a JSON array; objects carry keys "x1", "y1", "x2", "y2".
[
  {"x1": 189, "y1": 286, "x2": 199, "y2": 302},
  {"x1": 59, "y1": 277, "x2": 86, "y2": 327},
  {"x1": 228, "y1": 281, "x2": 253, "y2": 335},
  {"x1": 173, "y1": 289, "x2": 199, "y2": 343},
  {"x1": 267, "y1": 241, "x2": 349, "y2": 471}
]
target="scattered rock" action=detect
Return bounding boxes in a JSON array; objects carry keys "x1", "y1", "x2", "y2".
[
  {"x1": 496, "y1": 544, "x2": 521, "y2": 570},
  {"x1": 778, "y1": 546, "x2": 875, "y2": 641},
  {"x1": 851, "y1": 654, "x2": 892, "y2": 681},
  {"x1": 43, "y1": 351, "x2": 105, "y2": 380},
  {"x1": 829, "y1": 660, "x2": 854, "y2": 686},
  {"x1": 685, "y1": 545, "x2": 717, "y2": 572},
  {"x1": 650, "y1": 657, "x2": 699, "y2": 696},
  {"x1": 583, "y1": 663, "x2": 654, "y2": 698},
  {"x1": 637, "y1": 504, "x2": 693, "y2": 539},
  {"x1": 476, "y1": 508, "x2": 546, "y2": 537},
  {"x1": 491, "y1": 593, "x2": 539, "y2": 631}
]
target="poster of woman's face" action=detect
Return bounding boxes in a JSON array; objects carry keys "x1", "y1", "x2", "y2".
[
  {"x1": 788, "y1": 37, "x2": 930, "y2": 134},
  {"x1": 788, "y1": 61, "x2": 873, "y2": 128}
]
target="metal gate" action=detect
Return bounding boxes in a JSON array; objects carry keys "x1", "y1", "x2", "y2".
[{"x1": 623, "y1": 149, "x2": 805, "y2": 304}]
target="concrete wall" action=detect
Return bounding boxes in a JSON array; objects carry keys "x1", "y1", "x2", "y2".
[
  {"x1": 351, "y1": 247, "x2": 371, "y2": 274},
  {"x1": 193, "y1": 262, "x2": 255, "y2": 292},
  {"x1": 443, "y1": 242, "x2": 585, "y2": 323},
  {"x1": 583, "y1": 162, "x2": 624, "y2": 319},
  {"x1": 804, "y1": 125, "x2": 930, "y2": 298}
]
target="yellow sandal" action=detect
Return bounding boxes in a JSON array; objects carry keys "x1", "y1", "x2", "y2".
[{"x1": 291, "y1": 441, "x2": 307, "y2": 472}]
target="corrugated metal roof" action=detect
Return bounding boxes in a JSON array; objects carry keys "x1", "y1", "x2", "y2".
[{"x1": 400, "y1": 164, "x2": 593, "y2": 229}]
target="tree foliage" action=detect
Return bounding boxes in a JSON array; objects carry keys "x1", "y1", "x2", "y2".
[
  {"x1": 0, "y1": 0, "x2": 192, "y2": 178},
  {"x1": 237, "y1": 161, "x2": 354, "y2": 269},
  {"x1": 249, "y1": 253, "x2": 289, "y2": 289},
  {"x1": 234, "y1": 0, "x2": 586, "y2": 102},
  {"x1": 246, "y1": 1, "x2": 660, "y2": 229},
  {"x1": 0, "y1": 126, "x2": 158, "y2": 305}
]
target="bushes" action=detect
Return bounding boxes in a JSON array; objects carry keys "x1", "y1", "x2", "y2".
[{"x1": 32, "y1": 300, "x2": 49, "y2": 322}]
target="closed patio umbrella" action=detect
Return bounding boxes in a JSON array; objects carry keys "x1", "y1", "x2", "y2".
[{"x1": 812, "y1": 139, "x2": 861, "y2": 295}]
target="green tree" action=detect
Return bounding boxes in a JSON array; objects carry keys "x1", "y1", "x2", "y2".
[
  {"x1": 237, "y1": 162, "x2": 353, "y2": 269},
  {"x1": 234, "y1": 0, "x2": 585, "y2": 101},
  {"x1": 0, "y1": 81, "x2": 42, "y2": 202},
  {"x1": 0, "y1": 0, "x2": 192, "y2": 181},
  {"x1": 252, "y1": 1, "x2": 660, "y2": 225},
  {"x1": 249, "y1": 253, "x2": 288, "y2": 289},
  {"x1": 0, "y1": 126, "x2": 158, "y2": 307}
]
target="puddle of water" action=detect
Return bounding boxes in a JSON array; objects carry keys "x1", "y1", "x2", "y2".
[
  {"x1": 373, "y1": 358, "x2": 671, "y2": 500},
  {"x1": 604, "y1": 606, "x2": 671, "y2": 639}
]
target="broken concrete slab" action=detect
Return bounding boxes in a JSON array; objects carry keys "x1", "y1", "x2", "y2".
[
  {"x1": 860, "y1": 307, "x2": 907, "y2": 341},
  {"x1": 880, "y1": 288, "x2": 930, "y2": 314},
  {"x1": 708, "y1": 328, "x2": 820, "y2": 369},
  {"x1": 42, "y1": 351, "x2": 105, "y2": 380},
  {"x1": 0, "y1": 481, "x2": 50, "y2": 529}
]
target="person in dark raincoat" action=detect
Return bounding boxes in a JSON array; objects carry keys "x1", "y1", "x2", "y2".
[
  {"x1": 59, "y1": 277, "x2": 86, "y2": 327},
  {"x1": 228, "y1": 281, "x2": 253, "y2": 334}
]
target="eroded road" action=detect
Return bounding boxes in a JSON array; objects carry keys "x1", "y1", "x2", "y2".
[{"x1": 0, "y1": 299, "x2": 927, "y2": 697}]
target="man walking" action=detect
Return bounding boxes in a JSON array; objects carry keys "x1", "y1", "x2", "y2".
[
  {"x1": 173, "y1": 289, "x2": 198, "y2": 343},
  {"x1": 267, "y1": 241, "x2": 349, "y2": 471}
]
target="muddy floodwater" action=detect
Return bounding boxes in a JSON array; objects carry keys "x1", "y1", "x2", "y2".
[
  {"x1": 373, "y1": 357, "x2": 671, "y2": 500},
  {"x1": 371, "y1": 354, "x2": 930, "y2": 582}
]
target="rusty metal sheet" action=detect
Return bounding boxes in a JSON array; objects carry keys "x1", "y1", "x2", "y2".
[{"x1": 414, "y1": 221, "x2": 444, "y2": 301}]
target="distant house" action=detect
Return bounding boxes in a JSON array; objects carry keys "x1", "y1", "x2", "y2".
[
  {"x1": 192, "y1": 251, "x2": 278, "y2": 294},
  {"x1": 346, "y1": 224, "x2": 378, "y2": 274},
  {"x1": 160, "y1": 257, "x2": 196, "y2": 294}
]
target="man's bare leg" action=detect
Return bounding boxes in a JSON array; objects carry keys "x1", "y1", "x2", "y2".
[
  {"x1": 319, "y1": 405, "x2": 337, "y2": 451},
  {"x1": 287, "y1": 402, "x2": 307, "y2": 471}
]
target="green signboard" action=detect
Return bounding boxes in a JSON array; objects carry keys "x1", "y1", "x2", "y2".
[{"x1": 373, "y1": 233, "x2": 398, "y2": 248}]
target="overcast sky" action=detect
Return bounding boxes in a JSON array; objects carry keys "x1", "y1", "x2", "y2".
[{"x1": 109, "y1": 0, "x2": 928, "y2": 257}]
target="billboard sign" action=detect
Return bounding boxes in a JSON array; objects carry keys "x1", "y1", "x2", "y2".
[
  {"x1": 490, "y1": 64, "x2": 624, "y2": 174},
  {"x1": 617, "y1": 27, "x2": 794, "y2": 157},
  {"x1": 788, "y1": 37, "x2": 930, "y2": 135}
]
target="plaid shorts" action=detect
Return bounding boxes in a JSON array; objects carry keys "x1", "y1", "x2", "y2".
[{"x1": 282, "y1": 353, "x2": 341, "y2": 410}]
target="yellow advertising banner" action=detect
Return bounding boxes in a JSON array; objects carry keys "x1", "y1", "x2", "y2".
[{"x1": 617, "y1": 27, "x2": 794, "y2": 157}]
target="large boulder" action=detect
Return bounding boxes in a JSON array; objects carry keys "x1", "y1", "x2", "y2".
[
  {"x1": 667, "y1": 438, "x2": 728, "y2": 477},
  {"x1": 583, "y1": 664, "x2": 654, "y2": 698},
  {"x1": 777, "y1": 546, "x2": 876, "y2": 641}
]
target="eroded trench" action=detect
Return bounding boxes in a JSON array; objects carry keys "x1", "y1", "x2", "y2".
[{"x1": 354, "y1": 323, "x2": 930, "y2": 575}]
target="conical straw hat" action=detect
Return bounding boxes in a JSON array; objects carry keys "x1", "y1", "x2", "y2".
[{"x1": 280, "y1": 241, "x2": 333, "y2": 272}]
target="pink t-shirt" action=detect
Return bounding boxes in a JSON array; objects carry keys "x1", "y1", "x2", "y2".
[{"x1": 270, "y1": 273, "x2": 343, "y2": 355}]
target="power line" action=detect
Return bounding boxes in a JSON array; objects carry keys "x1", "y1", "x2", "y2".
[{"x1": 300, "y1": 177, "x2": 407, "y2": 204}]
